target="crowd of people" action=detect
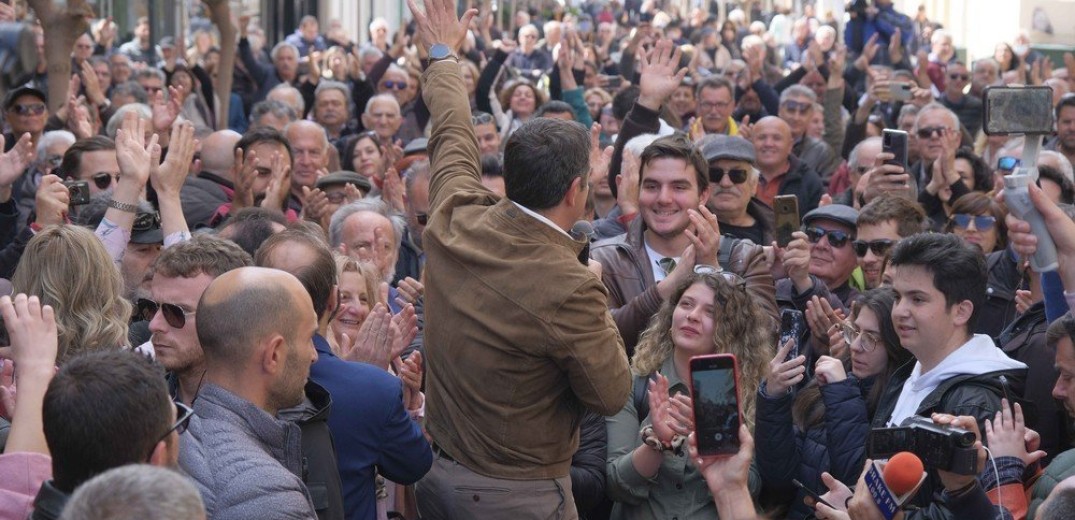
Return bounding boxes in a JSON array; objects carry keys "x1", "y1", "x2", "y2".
[{"x1": 4, "y1": 0, "x2": 1075, "y2": 518}]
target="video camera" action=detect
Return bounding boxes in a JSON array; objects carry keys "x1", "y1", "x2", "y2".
[{"x1": 867, "y1": 416, "x2": 979, "y2": 475}]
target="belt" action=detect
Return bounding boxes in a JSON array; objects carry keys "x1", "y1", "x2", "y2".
[{"x1": 431, "y1": 442, "x2": 457, "y2": 463}]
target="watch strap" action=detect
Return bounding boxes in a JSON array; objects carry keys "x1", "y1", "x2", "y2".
[{"x1": 107, "y1": 199, "x2": 139, "y2": 213}]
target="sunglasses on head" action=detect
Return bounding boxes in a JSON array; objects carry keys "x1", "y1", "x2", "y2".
[
  {"x1": 382, "y1": 80, "x2": 407, "y2": 90},
  {"x1": 852, "y1": 239, "x2": 895, "y2": 258},
  {"x1": 803, "y1": 226, "x2": 853, "y2": 248},
  {"x1": 781, "y1": 99, "x2": 811, "y2": 114},
  {"x1": 916, "y1": 126, "x2": 948, "y2": 139},
  {"x1": 135, "y1": 298, "x2": 196, "y2": 329},
  {"x1": 91, "y1": 172, "x2": 120, "y2": 190},
  {"x1": 9, "y1": 103, "x2": 45, "y2": 116},
  {"x1": 950, "y1": 213, "x2": 996, "y2": 231},
  {"x1": 709, "y1": 167, "x2": 749, "y2": 184},
  {"x1": 133, "y1": 211, "x2": 161, "y2": 232},
  {"x1": 693, "y1": 264, "x2": 747, "y2": 289}
]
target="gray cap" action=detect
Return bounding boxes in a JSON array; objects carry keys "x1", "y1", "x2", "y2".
[
  {"x1": 803, "y1": 204, "x2": 859, "y2": 229},
  {"x1": 699, "y1": 135, "x2": 756, "y2": 164},
  {"x1": 315, "y1": 170, "x2": 373, "y2": 193}
]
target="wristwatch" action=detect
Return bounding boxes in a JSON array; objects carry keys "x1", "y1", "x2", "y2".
[{"x1": 427, "y1": 43, "x2": 458, "y2": 64}]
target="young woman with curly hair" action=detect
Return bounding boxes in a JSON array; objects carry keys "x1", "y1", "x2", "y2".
[{"x1": 605, "y1": 268, "x2": 774, "y2": 520}]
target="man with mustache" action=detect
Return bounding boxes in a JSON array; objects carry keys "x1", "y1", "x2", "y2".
[{"x1": 698, "y1": 134, "x2": 772, "y2": 246}]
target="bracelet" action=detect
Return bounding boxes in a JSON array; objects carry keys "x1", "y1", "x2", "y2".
[
  {"x1": 107, "y1": 199, "x2": 138, "y2": 213},
  {"x1": 639, "y1": 425, "x2": 686, "y2": 456}
]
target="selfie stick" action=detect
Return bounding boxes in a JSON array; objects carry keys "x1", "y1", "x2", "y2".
[{"x1": 1004, "y1": 134, "x2": 1058, "y2": 272}]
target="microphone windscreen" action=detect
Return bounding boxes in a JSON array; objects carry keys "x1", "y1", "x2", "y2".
[
  {"x1": 883, "y1": 452, "x2": 925, "y2": 496},
  {"x1": 570, "y1": 220, "x2": 595, "y2": 241}
]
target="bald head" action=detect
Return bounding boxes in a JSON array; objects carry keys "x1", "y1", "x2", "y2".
[
  {"x1": 196, "y1": 267, "x2": 313, "y2": 367},
  {"x1": 753, "y1": 116, "x2": 793, "y2": 171},
  {"x1": 199, "y1": 130, "x2": 242, "y2": 176}
]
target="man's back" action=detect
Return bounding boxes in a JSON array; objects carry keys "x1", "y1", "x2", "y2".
[
  {"x1": 421, "y1": 60, "x2": 630, "y2": 480},
  {"x1": 179, "y1": 383, "x2": 316, "y2": 520}
]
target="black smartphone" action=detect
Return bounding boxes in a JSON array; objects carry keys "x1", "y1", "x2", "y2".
[
  {"x1": 779, "y1": 309, "x2": 805, "y2": 361},
  {"x1": 689, "y1": 354, "x2": 741, "y2": 458},
  {"x1": 882, "y1": 129, "x2": 909, "y2": 171},
  {"x1": 773, "y1": 194, "x2": 799, "y2": 247},
  {"x1": 792, "y1": 479, "x2": 835, "y2": 509}
]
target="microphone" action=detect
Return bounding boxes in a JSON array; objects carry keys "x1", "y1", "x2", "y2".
[
  {"x1": 570, "y1": 220, "x2": 595, "y2": 265},
  {"x1": 882, "y1": 452, "x2": 925, "y2": 497}
]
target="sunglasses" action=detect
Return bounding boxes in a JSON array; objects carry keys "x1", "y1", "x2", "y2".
[
  {"x1": 471, "y1": 113, "x2": 495, "y2": 126},
  {"x1": 416, "y1": 213, "x2": 428, "y2": 226},
  {"x1": 382, "y1": 80, "x2": 407, "y2": 91},
  {"x1": 950, "y1": 213, "x2": 996, "y2": 231},
  {"x1": 997, "y1": 156, "x2": 1020, "y2": 171},
  {"x1": 852, "y1": 239, "x2": 894, "y2": 258},
  {"x1": 916, "y1": 126, "x2": 949, "y2": 139},
  {"x1": 803, "y1": 226, "x2": 853, "y2": 248},
  {"x1": 780, "y1": 99, "x2": 811, "y2": 114},
  {"x1": 136, "y1": 298, "x2": 196, "y2": 329},
  {"x1": 92, "y1": 172, "x2": 120, "y2": 190},
  {"x1": 9, "y1": 103, "x2": 46, "y2": 116},
  {"x1": 710, "y1": 167, "x2": 749, "y2": 184},
  {"x1": 150, "y1": 401, "x2": 194, "y2": 457},
  {"x1": 948, "y1": 73, "x2": 969, "y2": 81},
  {"x1": 693, "y1": 264, "x2": 747, "y2": 289}
]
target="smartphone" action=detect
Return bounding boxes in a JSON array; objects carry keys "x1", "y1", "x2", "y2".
[
  {"x1": 689, "y1": 354, "x2": 741, "y2": 458},
  {"x1": 773, "y1": 194, "x2": 799, "y2": 247},
  {"x1": 779, "y1": 309, "x2": 805, "y2": 361},
  {"x1": 891, "y1": 82, "x2": 913, "y2": 102},
  {"x1": 882, "y1": 129, "x2": 909, "y2": 171},
  {"x1": 605, "y1": 76, "x2": 623, "y2": 89},
  {"x1": 792, "y1": 479, "x2": 835, "y2": 509}
]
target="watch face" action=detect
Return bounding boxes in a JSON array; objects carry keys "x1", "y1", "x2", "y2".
[{"x1": 430, "y1": 44, "x2": 450, "y2": 60}]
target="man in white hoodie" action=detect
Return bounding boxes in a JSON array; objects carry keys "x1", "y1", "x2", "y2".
[{"x1": 871, "y1": 232, "x2": 1027, "y2": 514}]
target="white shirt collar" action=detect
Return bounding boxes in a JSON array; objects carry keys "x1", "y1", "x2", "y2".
[{"x1": 511, "y1": 201, "x2": 571, "y2": 238}]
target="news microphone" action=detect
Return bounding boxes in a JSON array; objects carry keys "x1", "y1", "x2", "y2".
[
  {"x1": 863, "y1": 452, "x2": 926, "y2": 520},
  {"x1": 570, "y1": 220, "x2": 595, "y2": 265}
]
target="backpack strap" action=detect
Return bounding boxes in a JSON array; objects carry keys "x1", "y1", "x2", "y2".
[{"x1": 633, "y1": 374, "x2": 650, "y2": 421}]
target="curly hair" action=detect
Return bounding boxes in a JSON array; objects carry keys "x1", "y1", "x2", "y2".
[
  {"x1": 12, "y1": 225, "x2": 131, "y2": 364},
  {"x1": 631, "y1": 272, "x2": 774, "y2": 430}
]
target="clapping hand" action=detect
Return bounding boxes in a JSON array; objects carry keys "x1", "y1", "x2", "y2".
[{"x1": 0, "y1": 133, "x2": 34, "y2": 188}]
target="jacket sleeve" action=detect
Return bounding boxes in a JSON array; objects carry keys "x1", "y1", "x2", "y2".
[
  {"x1": 605, "y1": 389, "x2": 654, "y2": 505},
  {"x1": 820, "y1": 378, "x2": 870, "y2": 485},
  {"x1": 476, "y1": 50, "x2": 507, "y2": 116},
  {"x1": 753, "y1": 386, "x2": 801, "y2": 491},
  {"x1": 823, "y1": 86, "x2": 846, "y2": 158},
  {"x1": 733, "y1": 241, "x2": 780, "y2": 327},
  {"x1": 563, "y1": 87, "x2": 594, "y2": 129},
  {"x1": 375, "y1": 379, "x2": 434, "y2": 484},
  {"x1": 0, "y1": 227, "x2": 33, "y2": 279},
  {"x1": 607, "y1": 283, "x2": 663, "y2": 356},
  {"x1": 549, "y1": 276, "x2": 631, "y2": 416},
  {"x1": 752, "y1": 78, "x2": 781, "y2": 118},
  {"x1": 570, "y1": 409, "x2": 609, "y2": 515},
  {"x1": 423, "y1": 60, "x2": 487, "y2": 213},
  {"x1": 608, "y1": 102, "x2": 661, "y2": 199},
  {"x1": 238, "y1": 37, "x2": 270, "y2": 85}
]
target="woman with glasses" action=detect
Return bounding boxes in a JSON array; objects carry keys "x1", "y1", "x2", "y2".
[
  {"x1": 755, "y1": 288, "x2": 912, "y2": 519},
  {"x1": 945, "y1": 191, "x2": 1007, "y2": 254},
  {"x1": 606, "y1": 268, "x2": 772, "y2": 520}
]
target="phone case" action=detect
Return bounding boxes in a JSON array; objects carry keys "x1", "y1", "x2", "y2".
[
  {"x1": 773, "y1": 195, "x2": 799, "y2": 247},
  {"x1": 689, "y1": 354, "x2": 741, "y2": 457},
  {"x1": 882, "y1": 129, "x2": 909, "y2": 171}
]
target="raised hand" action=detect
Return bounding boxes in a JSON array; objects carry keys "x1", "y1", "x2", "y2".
[
  {"x1": 685, "y1": 205, "x2": 721, "y2": 266},
  {"x1": 806, "y1": 295, "x2": 846, "y2": 350},
  {"x1": 0, "y1": 294, "x2": 58, "y2": 373},
  {"x1": 766, "y1": 338, "x2": 806, "y2": 395},
  {"x1": 381, "y1": 167, "x2": 405, "y2": 212},
  {"x1": 0, "y1": 133, "x2": 34, "y2": 188},
  {"x1": 637, "y1": 39, "x2": 688, "y2": 111},
  {"x1": 301, "y1": 186, "x2": 331, "y2": 228},
  {"x1": 985, "y1": 399, "x2": 1047, "y2": 467},
  {"x1": 814, "y1": 355, "x2": 847, "y2": 386},
  {"x1": 152, "y1": 85, "x2": 184, "y2": 132},
  {"x1": 856, "y1": 34, "x2": 880, "y2": 70},
  {"x1": 406, "y1": 0, "x2": 477, "y2": 56},
  {"x1": 813, "y1": 472, "x2": 852, "y2": 518},
  {"x1": 79, "y1": 60, "x2": 106, "y2": 106},
  {"x1": 115, "y1": 111, "x2": 157, "y2": 188},
  {"x1": 259, "y1": 151, "x2": 292, "y2": 212},
  {"x1": 341, "y1": 303, "x2": 397, "y2": 368},
  {"x1": 646, "y1": 373, "x2": 678, "y2": 443},
  {"x1": 688, "y1": 424, "x2": 754, "y2": 493},
  {"x1": 152, "y1": 121, "x2": 195, "y2": 197},
  {"x1": 231, "y1": 148, "x2": 259, "y2": 209},
  {"x1": 777, "y1": 230, "x2": 812, "y2": 292},
  {"x1": 34, "y1": 175, "x2": 70, "y2": 226},
  {"x1": 398, "y1": 351, "x2": 425, "y2": 413},
  {"x1": 66, "y1": 95, "x2": 94, "y2": 140},
  {"x1": 390, "y1": 303, "x2": 419, "y2": 360},
  {"x1": 889, "y1": 29, "x2": 904, "y2": 64}
]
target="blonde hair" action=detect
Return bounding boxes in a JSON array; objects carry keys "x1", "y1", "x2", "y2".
[
  {"x1": 12, "y1": 225, "x2": 131, "y2": 364},
  {"x1": 631, "y1": 273, "x2": 774, "y2": 430}
]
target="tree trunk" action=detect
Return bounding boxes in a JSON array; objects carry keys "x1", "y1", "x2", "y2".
[
  {"x1": 205, "y1": 0, "x2": 235, "y2": 130},
  {"x1": 27, "y1": 0, "x2": 92, "y2": 113}
]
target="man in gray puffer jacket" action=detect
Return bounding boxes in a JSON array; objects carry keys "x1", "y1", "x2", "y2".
[{"x1": 179, "y1": 267, "x2": 321, "y2": 520}]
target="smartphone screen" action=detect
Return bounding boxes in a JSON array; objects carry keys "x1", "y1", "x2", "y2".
[
  {"x1": 882, "y1": 129, "x2": 909, "y2": 171},
  {"x1": 690, "y1": 354, "x2": 741, "y2": 457},
  {"x1": 773, "y1": 194, "x2": 800, "y2": 247}
]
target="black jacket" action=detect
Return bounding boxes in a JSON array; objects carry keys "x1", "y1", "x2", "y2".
[
  {"x1": 571, "y1": 409, "x2": 609, "y2": 519},
  {"x1": 278, "y1": 380, "x2": 345, "y2": 520},
  {"x1": 769, "y1": 155, "x2": 824, "y2": 218},
  {"x1": 980, "y1": 248, "x2": 1023, "y2": 340}
]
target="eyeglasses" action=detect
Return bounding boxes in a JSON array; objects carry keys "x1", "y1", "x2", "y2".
[
  {"x1": 381, "y1": 80, "x2": 407, "y2": 91},
  {"x1": 133, "y1": 211, "x2": 161, "y2": 232},
  {"x1": 997, "y1": 156, "x2": 1020, "y2": 171},
  {"x1": 150, "y1": 401, "x2": 193, "y2": 458},
  {"x1": 143, "y1": 85, "x2": 163, "y2": 94},
  {"x1": 916, "y1": 126, "x2": 949, "y2": 139},
  {"x1": 325, "y1": 191, "x2": 347, "y2": 204},
  {"x1": 948, "y1": 73, "x2": 969, "y2": 81},
  {"x1": 950, "y1": 213, "x2": 996, "y2": 231},
  {"x1": 803, "y1": 226, "x2": 853, "y2": 248},
  {"x1": 415, "y1": 213, "x2": 428, "y2": 226},
  {"x1": 839, "y1": 321, "x2": 880, "y2": 353},
  {"x1": 693, "y1": 264, "x2": 747, "y2": 289},
  {"x1": 8, "y1": 103, "x2": 46, "y2": 116},
  {"x1": 780, "y1": 99, "x2": 812, "y2": 115},
  {"x1": 91, "y1": 172, "x2": 120, "y2": 190},
  {"x1": 698, "y1": 100, "x2": 731, "y2": 111},
  {"x1": 852, "y1": 239, "x2": 894, "y2": 258},
  {"x1": 709, "y1": 167, "x2": 749, "y2": 184},
  {"x1": 135, "y1": 298, "x2": 196, "y2": 329},
  {"x1": 471, "y1": 112, "x2": 495, "y2": 126}
]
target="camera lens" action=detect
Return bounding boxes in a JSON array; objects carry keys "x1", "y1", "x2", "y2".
[{"x1": 953, "y1": 430, "x2": 975, "y2": 448}]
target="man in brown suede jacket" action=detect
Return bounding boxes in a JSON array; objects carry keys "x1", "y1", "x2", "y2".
[{"x1": 408, "y1": 0, "x2": 630, "y2": 518}]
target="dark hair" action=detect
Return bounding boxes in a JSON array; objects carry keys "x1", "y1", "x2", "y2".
[
  {"x1": 109, "y1": 81, "x2": 149, "y2": 104},
  {"x1": 43, "y1": 350, "x2": 171, "y2": 493},
  {"x1": 857, "y1": 196, "x2": 927, "y2": 238},
  {"x1": 695, "y1": 75, "x2": 734, "y2": 100},
  {"x1": 1056, "y1": 93, "x2": 1075, "y2": 121},
  {"x1": 341, "y1": 131, "x2": 383, "y2": 169},
  {"x1": 954, "y1": 148, "x2": 994, "y2": 193},
  {"x1": 153, "y1": 234, "x2": 253, "y2": 279},
  {"x1": 503, "y1": 118, "x2": 590, "y2": 210},
  {"x1": 480, "y1": 153, "x2": 503, "y2": 178},
  {"x1": 1039, "y1": 164, "x2": 1075, "y2": 204},
  {"x1": 235, "y1": 126, "x2": 293, "y2": 164},
  {"x1": 638, "y1": 133, "x2": 710, "y2": 194},
  {"x1": 57, "y1": 136, "x2": 116, "y2": 180},
  {"x1": 215, "y1": 207, "x2": 288, "y2": 257},
  {"x1": 534, "y1": 100, "x2": 575, "y2": 119},
  {"x1": 889, "y1": 233, "x2": 987, "y2": 331},
  {"x1": 611, "y1": 85, "x2": 640, "y2": 121},
  {"x1": 254, "y1": 229, "x2": 337, "y2": 320},
  {"x1": 1047, "y1": 312, "x2": 1075, "y2": 351},
  {"x1": 945, "y1": 192, "x2": 1008, "y2": 251}
]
